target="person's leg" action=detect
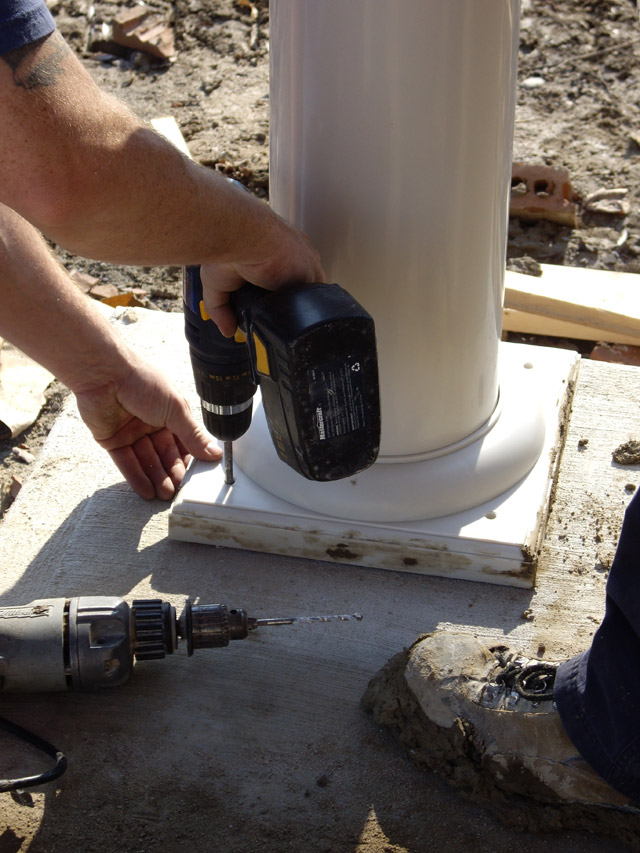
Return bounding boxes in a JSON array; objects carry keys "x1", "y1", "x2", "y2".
[
  {"x1": 555, "y1": 488, "x2": 640, "y2": 800},
  {"x1": 363, "y1": 493, "x2": 640, "y2": 818}
]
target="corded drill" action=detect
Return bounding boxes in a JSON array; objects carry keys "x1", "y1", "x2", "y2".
[
  {"x1": 0, "y1": 596, "x2": 361, "y2": 791},
  {"x1": 0, "y1": 596, "x2": 361, "y2": 692},
  {"x1": 183, "y1": 268, "x2": 380, "y2": 484}
]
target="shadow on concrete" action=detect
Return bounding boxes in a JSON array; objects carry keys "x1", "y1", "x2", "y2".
[{"x1": 0, "y1": 487, "x2": 623, "y2": 852}]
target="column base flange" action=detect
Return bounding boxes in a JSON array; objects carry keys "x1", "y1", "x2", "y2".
[{"x1": 169, "y1": 343, "x2": 579, "y2": 588}]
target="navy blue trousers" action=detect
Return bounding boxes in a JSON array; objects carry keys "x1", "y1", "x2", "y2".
[{"x1": 555, "y1": 488, "x2": 640, "y2": 799}]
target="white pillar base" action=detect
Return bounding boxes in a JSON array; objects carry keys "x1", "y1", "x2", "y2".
[{"x1": 169, "y1": 342, "x2": 579, "y2": 588}]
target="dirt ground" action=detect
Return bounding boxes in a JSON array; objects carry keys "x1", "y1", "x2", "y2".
[{"x1": 2, "y1": 0, "x2": 640, "y2": 512}]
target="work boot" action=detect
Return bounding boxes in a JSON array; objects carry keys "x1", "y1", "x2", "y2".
[{"x1": 363, "y1": 632, "x2": 640, "y2": 839}]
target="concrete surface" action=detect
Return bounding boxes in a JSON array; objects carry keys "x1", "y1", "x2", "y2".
[{"x1": 0, "y1": 307, "x2": 634, "y2": 852}]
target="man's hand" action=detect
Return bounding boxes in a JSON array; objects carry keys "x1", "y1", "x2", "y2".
[
  {"x1": 199, "y1": 209, "x2": 326, "y2": 337},
  {"x1": 75, "y1": 354, "x2": 221, "y2": 500}
]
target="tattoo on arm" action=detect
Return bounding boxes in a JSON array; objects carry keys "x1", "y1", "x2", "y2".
[{"x1": 1, "y1": 32, "x2": 71, "y2": 89}]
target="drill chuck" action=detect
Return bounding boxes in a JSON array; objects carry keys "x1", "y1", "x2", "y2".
[{"x1": 178, "y1": 600, "x2": 249, "y2": 654}]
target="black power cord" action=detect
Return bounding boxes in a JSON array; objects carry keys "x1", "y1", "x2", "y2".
[{"x1": 0, "y1": 713, "x2": 67, "y2": 792}]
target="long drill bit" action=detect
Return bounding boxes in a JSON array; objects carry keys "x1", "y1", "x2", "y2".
[{"x1": 249, "y1": 613, "x2": 363, "y2": 629}]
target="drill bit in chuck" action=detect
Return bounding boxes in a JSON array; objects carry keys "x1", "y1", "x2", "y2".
[
  {"x1": 249, "y1": 613, "x2": 363, "y2": 628},
  {"x1": 223, "y1": 441, "x2": 235, "y2": 485}
]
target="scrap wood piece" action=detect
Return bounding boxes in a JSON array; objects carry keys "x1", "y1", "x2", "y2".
[
  {"x1": 502, "y1": 307, "x2": 640, "y2": 346},
  {"x1": 584, "y1": 187, "x2": 630, "y2": 216},
  {"x1": 504, "y1": 263, "x2": 640, "y2": 342},
  {"x1": 100, "y1": 292, "x2": 148, "y2": 309},
  {"x1": 510, "y1": 162, "x2": 579, "y2": 227},
  {"x1": 150, "y1": 116, "x2": 192, "y2": 158},
  {"x1": 111, "y1": 6, "x2": 175, "y2": 61}
]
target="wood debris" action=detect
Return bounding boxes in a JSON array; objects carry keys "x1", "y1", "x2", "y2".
[
  {"x1": 111, "y1": 6, "x2": 176, "y2": 61},
  {"x1": 503, "y1": 263, "x2": 640, "y2": 345},
  {"x1": 69, "y1": 268, "x2": 100, "y2": 293},
  {"x1": 100, "y1": 292, "x2": 148, "y2": 308},
  {"x1": 584, "y1": 187, "x2": 630, "y2": 216},
  {"x1": 237, "y1": 0, "x2": 259, "y2": 50}
]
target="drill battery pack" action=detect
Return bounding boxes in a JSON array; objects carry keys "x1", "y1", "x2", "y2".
[{"x1": 234, "y1": 282, "x2": 380, "y2": 481}]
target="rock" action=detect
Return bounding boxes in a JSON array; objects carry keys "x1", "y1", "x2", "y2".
[
  {"x1": 12, "y1": 447, "x2": 35, "y2": 464},
  {"x1": 521, "y1": 76, "x2": 545, "y2": 89}
]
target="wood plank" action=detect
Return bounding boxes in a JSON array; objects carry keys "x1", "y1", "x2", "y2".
[
  {"x1": 502, "y1": 307, "x2": 640, "y2": 345},
  {"x1": 504, "y1": 264, "x2": 640, "y2": 342}
]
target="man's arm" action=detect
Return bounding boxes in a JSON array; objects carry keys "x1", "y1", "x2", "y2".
[
  {"x1": 0, "y1": 31, "x2": 324, "y2": 334},
  {"x1": 0, "y1": 203, "x2": 222, "y2": 499}
]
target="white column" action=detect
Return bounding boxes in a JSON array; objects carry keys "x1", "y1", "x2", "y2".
[
  {"x1": 235, "y1": 0, "x2": 542, "y2": 522},
  {"x1": 269, "y1": 0, "x2": 520, "y2": 457}
]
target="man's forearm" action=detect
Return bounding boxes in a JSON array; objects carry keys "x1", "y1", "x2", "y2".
[
  {"x1": 0, "y1": 32, "x2": 283, "y2": 269},
  {"x1": 0, "y1": 204, "x2": 133, "y2": 394}
]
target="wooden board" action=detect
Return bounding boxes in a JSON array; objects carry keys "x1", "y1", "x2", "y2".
[
  {"x1": 504, "y1": 264, "x2": 640, "y2": 343},
  {"x1": 502, "y1": 307, "x2": 640, "y2": 345}
]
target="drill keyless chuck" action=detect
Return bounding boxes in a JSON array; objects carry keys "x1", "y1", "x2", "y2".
[{"x1": 177, "y1": 600, "x2": 250, "y2": 655}]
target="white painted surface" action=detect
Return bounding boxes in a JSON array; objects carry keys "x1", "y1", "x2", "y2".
[
  {"x1": 170, "y1": 342, "x2": 579, "y2": 587},
  {"x1": 231, "y1": 341, "x2": 570, "y2": 522}
]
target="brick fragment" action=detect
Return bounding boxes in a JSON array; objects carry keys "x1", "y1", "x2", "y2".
[
  {"x1": 89, "y1": 283, "x2": 119, "y2": 300},
  {"x1": 510, "y1": 162, "x2": 578, "y2": 227},
  {"x1": 112, "y1": 6, "x2": 175, "y2": 61},
  {"x1": 9, "y1": 475, "x2": 22, "y2": 500},
  {"x1": 69, "y1": 269, "x2": 100, "y2": 292}
]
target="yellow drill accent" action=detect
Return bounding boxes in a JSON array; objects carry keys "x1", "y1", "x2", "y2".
[
  {"x1": 253, "y1": 332, "x2": 270, "y2": 376},
  {"x1": 234, "y1": 329, "x2": 247, "y2": 343},
  {"x1": 199, "y1": 300, "x2": 210, "y2": 322}
]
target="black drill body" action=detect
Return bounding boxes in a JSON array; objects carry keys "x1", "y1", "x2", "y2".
[{"x1": 183, "y1": 267, "x2": 380, "y2": 481}]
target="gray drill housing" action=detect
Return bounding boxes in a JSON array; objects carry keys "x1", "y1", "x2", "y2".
[{"x1": 0, "y1": 597, "x2": 133, "y2": 692}]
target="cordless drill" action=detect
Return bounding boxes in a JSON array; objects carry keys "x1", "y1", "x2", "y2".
[{"x1": 183, "y1": 267, "x2": 380, "y2": 484}]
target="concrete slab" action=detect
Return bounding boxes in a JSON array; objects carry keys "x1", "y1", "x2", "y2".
[{"x1": 0, "y1": 306, "x2": 633, "y2": 851}]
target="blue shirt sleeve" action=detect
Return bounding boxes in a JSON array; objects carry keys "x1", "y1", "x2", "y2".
[{"x1": 0, "y1": 0, "x2": 56, "y2": 55}]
